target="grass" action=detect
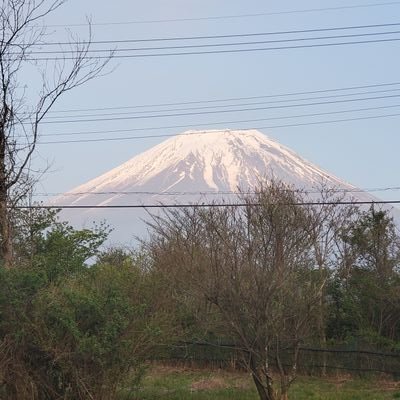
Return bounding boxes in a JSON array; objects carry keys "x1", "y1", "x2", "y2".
[
  {"x1": 120, "y1": 364, "x2": 400, "y2": 400},
  {"x1": 290, "y1": 376, "x2": 399, "y2": 400}
]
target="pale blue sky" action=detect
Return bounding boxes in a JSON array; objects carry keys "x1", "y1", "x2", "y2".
[{"x1": 29, "y1": 0, "x2": 400, "y2": 201}]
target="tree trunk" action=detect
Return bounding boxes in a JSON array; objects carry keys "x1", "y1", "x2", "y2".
[
  {"x1": 249, "y1": 356, "x2": 276, "y2": 400},
  {"x1": 279, "y1": 376, "x2": 290, "y2": 400},
  {"x1": 0, "y1": 191, "x2": 12, "y2": 269},
  {"x1": 0, "y1": 103, "x2": 12, "y2": 268},
  {"x1": 316, "y1": 255, "x2": 327, "y2": 376},
  {"x1": 280, "y1": 390, "x2": 289, "y2": 400},
  {"x1": 251, "y1": 372, "x2": 276, "y2": 400},
  {"x1": 0, "y1": 122, "x2": 12, "y2": 269},
  {"x1": 316, "y1": 291, "x2": 327, "y2": 376}
]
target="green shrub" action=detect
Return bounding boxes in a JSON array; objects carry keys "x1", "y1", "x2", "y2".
[{"x1": 0, "y1": 223, "x2": 170, "y2": 400}]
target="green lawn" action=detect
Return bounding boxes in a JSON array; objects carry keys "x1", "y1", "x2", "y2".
[{"x1": 120, "y1": 365, "x2": 400, "y2": 400}]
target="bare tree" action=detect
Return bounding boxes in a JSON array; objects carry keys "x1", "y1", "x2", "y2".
[
  {"x1": 147, "y1": 182, "x2": 332, "y2": 400},
  {"x1": 0, "y1": 0, "x2": 111, "y2": 268}
]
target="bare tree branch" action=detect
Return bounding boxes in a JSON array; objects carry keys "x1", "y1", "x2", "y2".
[{"x1": 0, "y1": 0, "x2": 112, "y2": 268}]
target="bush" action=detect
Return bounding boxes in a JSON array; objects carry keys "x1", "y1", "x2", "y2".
[{"x1": 0, "y1": 223, "x2": 170, "y2": 400}]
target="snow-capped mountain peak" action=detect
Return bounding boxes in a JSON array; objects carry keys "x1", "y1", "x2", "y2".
[
  {"x1": 53, "y1": 129, "x2": 392, "y2": 242},
  {"x1": 63, "y1": 129, "x2": 353, "y2": 204}
]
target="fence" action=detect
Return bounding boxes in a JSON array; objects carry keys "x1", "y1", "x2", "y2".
[{"x1": 157, "y1": 341, "x2": 400, "y2": 378}]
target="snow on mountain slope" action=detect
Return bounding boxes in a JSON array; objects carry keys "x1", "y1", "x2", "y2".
[{"x1": 52, "y1": 129, "x2": 396, "y2": 243}]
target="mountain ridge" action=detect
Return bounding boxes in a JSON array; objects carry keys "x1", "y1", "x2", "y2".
[
  {"x1": 53, "y1": 129, "x2": 395, "y2": 242},
  {"x1": 58, "y1": 129, "x2": 357, "y2": 204}
]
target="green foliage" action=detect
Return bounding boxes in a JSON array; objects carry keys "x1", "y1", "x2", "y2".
[
  {"x1": 328, "y1": 207, "x2": 400, "y2": 343},
  {"x1": 2, "y1": 198, "x2": 400, "y2": 400},
  {"x1": 35, "y1": 222, "x2": 109, "y2": 281},
  {"x1": 326, "y1": 275, "x2": 361, "y2": 341},
  {"x1": 30, "y1": 262, "x2": 168, "y2": 399},
  {"x1": 0, "y1": 218, "x2": 171, "y2": 400},
  {"x1": 346, "y1": 207, "x2": 400, "y2": 275},
  {"x1": 12, "y1": 207, "x2": 109, "y2": 276}
]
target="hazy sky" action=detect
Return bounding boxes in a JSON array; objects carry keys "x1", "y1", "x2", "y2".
[{"x1": 28, "y1": 0, "x2": 400, "y2": 202}]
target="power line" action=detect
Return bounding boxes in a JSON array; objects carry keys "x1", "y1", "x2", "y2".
[
  {"x1": 18, "y1": 22, "x2": 400, "y2": 49},
  {"x1": 44, "y1": 2, "x2": 400, "y2": 27},
  {"x1": 38, "y1": 104, "x2": 400, "y2": 137},
  {"x1": 14, "y1": 200, "x2": 400, "y2": 209},
  {"x1": 27, "y1": 30, "x2": 400, "y2": 55},
  {"x1": 42, "y1": 88, "x2": 400, "y2": 120},
  {"x1": 35, "y1": 186, "x2": 400, "y2": 197},
  {"x1": 25, "y1": 22, "x2": 400, "y2": 46},
  {"x1": 35, "y1": 94, "x2": 400, "y2": 124},
  {"x1": 17, "y1": 37, "x2": 400, "y2": 61},
  {"x1": 47, "y1": 81, "x2": 400, "y2": 114},
  {"x1": 38, "y1": 111, "x2": 400, "y2": 144}
]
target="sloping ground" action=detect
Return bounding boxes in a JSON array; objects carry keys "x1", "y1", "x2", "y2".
[{"x1": 52, "y1": 129, "x2": 400, "y2": 243}]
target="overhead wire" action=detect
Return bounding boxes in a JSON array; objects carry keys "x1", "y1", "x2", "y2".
[
  {"x1": 24, "y1": 22, "x2": 400, "y2": 46},
  {"x1": 38, "y1": 112, "x2": 400, "y2": 144},
  {"x1": 46, "y1": 81, "x2": 400, "y2": 114},
  {"x1": 17, "y1": 22, "x2": 400, "y2": 50},
  {"x1": 29, "y1": 31, "x2": 400, "y2": 55},
  {"x1": 43, "y1": 2, "x2": 400, "y2": 27},
  {"x1": 35, "y1": 103, "x2": 400, "y2": 137},
  {"x1": 33, "y1": 93, "x2": 400, "y2": 124},
  {"x1": 42, "y1": 88, "x2": 400, "y2": 120},
  {"x1": 16, "y1": 37, "x2": 400, "y2": 61},
  {"x1": 35, "y1": 186, "x2": 400, "y2": 197},
  {"x1": 13, "y1": 200, "x2": 400, "y2": 209}
]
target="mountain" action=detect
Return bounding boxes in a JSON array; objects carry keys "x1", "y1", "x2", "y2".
[{"x1": 53, "y1": 129, "x2": 395, "y2": 243}]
